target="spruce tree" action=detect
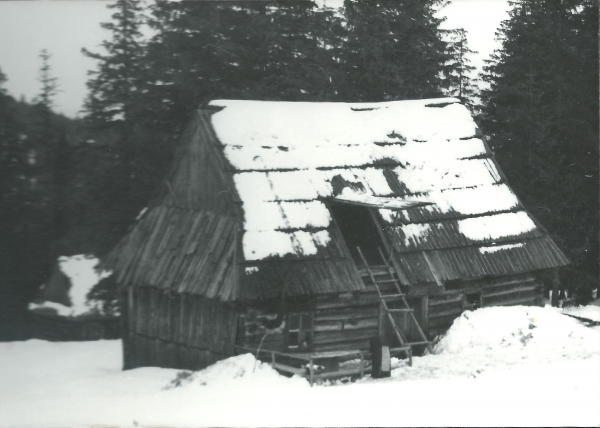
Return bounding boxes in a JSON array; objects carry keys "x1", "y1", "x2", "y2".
[
  {"x1": 82, "y1": 0, "x2": 146, "y2": 162},
  {"x1": 340, "y1": 0, "x2": 450, "y2": 101},
  {"x1": 444, "y1": 29, "x2": 477, "y2": 107},
  {"x1": 80, "y1": 0, "x2": 151, "y2": 256},
  {"x1": 479, "y1": 0, "x2": 599, "y2": 301}
]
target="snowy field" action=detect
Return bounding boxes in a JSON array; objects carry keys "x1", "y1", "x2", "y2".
[{"x1": 1, "y1": 305, "x2": 599, "y2": 427}]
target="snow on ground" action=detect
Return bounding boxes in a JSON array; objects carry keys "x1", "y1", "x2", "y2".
[
  {"x1": 562, "y1": 301, "x2": 600, "y2": 322},
  {"x1": 1, "y1": 305, "x2": 599, "y2": 427}
]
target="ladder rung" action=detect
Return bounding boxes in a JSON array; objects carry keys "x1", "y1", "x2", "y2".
[
  {"x1": 371, "y1": 279, "x2": 400, "y2": 284},
  {"x1": 380, "y1": 293, "x2": 405, "y2": 298},
  {"x1": 388, "y1": 308, "x2": 413, "y2": 313}
]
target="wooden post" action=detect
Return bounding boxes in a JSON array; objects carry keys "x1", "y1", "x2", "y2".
[
  {"x1": 420, "y1": 295, "x2": 429, "y2": 339},
  {"x1": 127, "y1": 285, "x2": 135, "y2": 369},
  {"x1": 378, "y1": 301, "x2": 385, "y2": 338},
  {"x1": 551, "y1": 268, "x2": 560, "y2": 307},
  {"x1": 359, "y1": 352, "x2": 364, "y2": 378},
  {"x1": 309, "y1": 357, "x2": 314, "y2": 387},
  {"x1": 128, "y1": 285, "x2": 135, "y2": 337}
]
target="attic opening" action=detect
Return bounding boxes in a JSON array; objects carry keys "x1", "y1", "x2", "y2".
[{"x1": 329, "y1": 202, "x2": 386, "y2": 267}]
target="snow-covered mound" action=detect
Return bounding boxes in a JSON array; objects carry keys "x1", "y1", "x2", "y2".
[
  {"x1": 29, "y1": 255, "x2": 112, "y2": 317},
  {"x1": 387, "y1": 305, "x2": 600, "y2": 384},
  {"x1": 165, "y1": 353, "x2": 308, "y2": 390},
  {"x1": 433, "y1": 306, "x2": 600, "y2": 359}
]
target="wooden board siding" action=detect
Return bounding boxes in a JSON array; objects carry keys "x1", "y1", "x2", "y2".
[
  {"x1": 391, "y1": 236, "x2": 569, "y2": 285},
  {"x1": 157, "y1": 111, "x2": 240, "y2": 216},
  {"x1": 123, "y1": 286, "x2": 238, "y2": 370},
  {"x1": 106, "y1": 207, "x2": 239, "y2": 300}
]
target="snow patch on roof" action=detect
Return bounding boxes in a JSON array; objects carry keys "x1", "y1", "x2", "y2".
[
  {"x1": 401, "y1": 223, "x2": 431, "y2": 246},
  {"x1": 242, "y1": 230, "x2": 331, "y2": 261},
  {"x1": 458, "y1": 212, "x2": 537, "y2": 241}
]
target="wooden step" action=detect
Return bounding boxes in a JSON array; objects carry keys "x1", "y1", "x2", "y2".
[{"x1": 387, "y1": 308, "x2": 414, "y2": 313}]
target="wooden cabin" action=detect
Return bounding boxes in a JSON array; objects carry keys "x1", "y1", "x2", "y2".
[{"x1": 104, "y1": 98, "x2": 569, "y2": 375}]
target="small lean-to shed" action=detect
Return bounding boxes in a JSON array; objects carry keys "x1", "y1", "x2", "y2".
[{"x1": 104, "y1": 98, "x2": 569, "y2": 372}]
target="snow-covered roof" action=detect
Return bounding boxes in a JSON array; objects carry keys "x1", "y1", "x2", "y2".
[
  {"x1": 208, "y1": 98, "x2": 561, "y2": 271},
  {"x1": 104, "y1": 98, "x2": 569, "y2": 300}
]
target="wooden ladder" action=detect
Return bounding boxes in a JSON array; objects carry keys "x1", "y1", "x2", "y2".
[{"x1": 356, "y1": 246, "x2": 433, "y2": 365}]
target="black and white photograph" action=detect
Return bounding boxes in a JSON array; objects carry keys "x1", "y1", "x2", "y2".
[{"x1": 0, "y1": 0, "x2": 598, "y2": 426}]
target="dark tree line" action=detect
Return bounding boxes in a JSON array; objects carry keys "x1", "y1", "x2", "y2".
[
  {"x1": 0, "y1": 53, "x2": 79, "y2": 338},
  {"x1": 479, "y1": 0, "x2": 598, "y2": 300}
]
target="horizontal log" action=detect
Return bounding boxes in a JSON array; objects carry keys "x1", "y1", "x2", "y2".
[
  {"x1": 314, "y1": 298, "x2": 383, "y2": 311},
  {"x1": 314, "y1": 318, "x2": 379, "y2": 333},
  {"x1": 428, "y1": 315, "x2": 460, "y2": 329},
  {"x1": 484, "y1": 295, "x2": 539, "y2": 307},
  {"x1": 483, "y1": 285, "x2": 539, "y2": 299},
  {"x1": 481, "y1": 278, "x2": 539, "y2": 291},
  {"x1": 312, "y1": 330, "x2": 378, "y2": 346},
  {"x1": 428, "y1": 294, "x2": 463, "y2": 307},
  {"x1": 314, "y1": 307, "x2": 379, "y2": 321},
  {"x1": 429, "y1": 308, "x2": 464, "y2": 319}
]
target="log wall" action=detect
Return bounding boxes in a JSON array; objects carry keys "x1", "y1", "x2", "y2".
[
  {"x1": 237, "y1": 288, "x2": 424, "y2": 354},
  {"x1": 427, "y1": 273, "x2": 544, "y2": 338}
]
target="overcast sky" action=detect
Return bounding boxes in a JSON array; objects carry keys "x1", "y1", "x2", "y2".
[{"x1": 0, "y1": 0, "x2": 509, "y2": 119}]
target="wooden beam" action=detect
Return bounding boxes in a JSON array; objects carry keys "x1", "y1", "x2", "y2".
[{"x1": 420, "y1": 295, "x2": 429, "y2": 339}]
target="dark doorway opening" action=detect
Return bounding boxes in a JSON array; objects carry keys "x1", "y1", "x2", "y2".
[{"x1": 329, "y1": 203, "x2": 387, "y2": 267}]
